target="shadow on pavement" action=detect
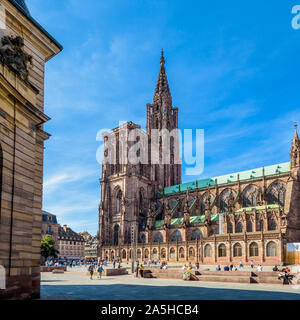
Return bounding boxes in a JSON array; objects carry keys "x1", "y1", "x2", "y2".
[{"x1": 41, "y1": 283, "x2": 300, "y2": 300}]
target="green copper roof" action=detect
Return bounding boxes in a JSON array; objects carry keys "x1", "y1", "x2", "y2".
[
  {"x1": 159, "y1": 162, "x2": 290, "y2": 196},
  {"x1": 154, "y1": 220, "x2": 164, "y2": 228},
  {"x1": 236, "y1": 204, "x2": 280, "y2": 213},
  {"x1": 154, "y1": 213, "x2": 219, "y2": 228},
  {"x1": 8, "y1": 0, "x2": 63, "y2": 51}
]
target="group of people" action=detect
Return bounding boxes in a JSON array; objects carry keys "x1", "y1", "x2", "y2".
[
  {"x1": 182, "y1": 262, "x2": 195, "y2": 270},
  {"x1": 273, "y1": 266, "x2": 293, "y2": 285},
  {"x1": 214, "y1": 261, "x2": 265, "y2": 272},
  {"x1": 87, "y1": 262, "x2": 105, "y2": 280}
]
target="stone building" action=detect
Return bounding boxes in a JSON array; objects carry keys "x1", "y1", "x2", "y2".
[
  {"x1": 98, "y1": 51, "x2": 300, "y2": 266},
  {"x1": 79, "y1": 232, "x2": 99, "y2": 259},
  {"x1": 0, "y1": 0, "x2": 62, "y2": 298},
  {"x1": 58, "y1": 225, "x2": 85, "y2": 260},
  {"x1": 41, "y1": 211, "x2": 59, "y2": 248}
]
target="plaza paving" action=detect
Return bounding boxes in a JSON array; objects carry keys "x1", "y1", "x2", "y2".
[{"x1": 40, "y1": 265, "x2": 300, "y2": 300}]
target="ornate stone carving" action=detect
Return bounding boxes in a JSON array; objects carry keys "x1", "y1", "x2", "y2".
[{"x1": 0, "y1": 36, "x2": 32, "y2": 81}]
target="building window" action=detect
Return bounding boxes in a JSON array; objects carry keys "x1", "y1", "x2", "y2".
[
  {"x1": 258, "y1": 220, "x2": 264, "y2": 232},
  {"x1": 139, "y1": 233, "x2": 146, "y2": 243},
  {"x1": 113, "y1": 224, "x2": 119, "y2": 245},
  {"x1": 242, "y1": 185, "x2": 259, "y2": 207},
  {"x1": 153, "y1": 232, "x2": 163, "y2": 243},
  {"x1": 170, "y1": 230, "x2": 182, "y2": 242},
  {"x1": 249, "y1": 242, "x2": 259, "y2": 256},
  {"x1": 161, "y1": 248, "x2": 166, "y2": 259},
  {"x1": 268, "y1": 218, "x2": 277, "y2": 231},
  {"x1": 233, "y1": 243, "x2": 242, "y2": 257},
  {"x1": 170, "y1": 248, "x2": 175, "y2": 259},
  {"x1": 219, "y1": 188, "x2": 234, "y2": 213},
  {"x1": 235, "y1": 222, "x2": 243, "y2": 233},
  {"x1": 179, "y1": 247, "x2": 185, "y2": 258},
  {"x1": 204, "y1": 244, "x2": 212, "y2": 257},
  {"x1": 116, "y1": 190, "x2": 122, "y2": 213},
  {"x1": 266, "y1": 180, "x2": 286, "y2": 206},
  {"x1": 246, "y1": 220, "x2": 252, "y2": 232},
  {"x1": 190, "y1": 229, "x2": 201, "y2": 241},
  {"x1": 144, "y1": 249, "x2": 149, "y2": 259},
  {"x1": 137, "y1": 249, "x2": 141, "y2": 259},
  {"x1": 153, "y1": 248, "x2": 157, "y2": 258},
  {"x1": 218, "y1": 244, "x2": 226, "y2": 257},
  {"x1": 266, "y1": 241, "x2": 277, "y2": 257},
  {"x1": 227, "y1": 222, "x2": 233, "y2": 233},
  {"x1": 189, "y1": 247, "x2": 195, "y2": 257}
]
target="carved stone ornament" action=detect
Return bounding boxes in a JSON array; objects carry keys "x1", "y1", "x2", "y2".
[{"x1": 0, "y1": 36, "x2": 32, "y2": 81}]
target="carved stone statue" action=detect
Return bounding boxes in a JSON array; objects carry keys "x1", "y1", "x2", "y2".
[
  {"x1": 183, "y1": 210, "x2": 190, "y2": 227},
  {"x1": 0, "y1": 36, "x2": 32, "y2": 81},
  {"x1": 164, "y1": 213, "x2": 171, "y2": 229}
]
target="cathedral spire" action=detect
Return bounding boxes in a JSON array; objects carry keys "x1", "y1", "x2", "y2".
[
  {"x1": 153, "y1": 49, "x2": 172, "y2": 109},
  {"x1": 294, "y1": 122, "x2": 299, "y2": 141},
  {"x1": 291, "y1": 122, "x2": 300, "y2": 169}
]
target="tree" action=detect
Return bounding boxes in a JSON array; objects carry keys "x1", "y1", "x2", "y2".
[{"x1": 41, "y1": 235, "x2": 59, "y2": 263}]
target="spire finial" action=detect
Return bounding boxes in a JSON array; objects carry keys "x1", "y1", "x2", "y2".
[
  {"x1": 160, "y1": 49, "x2": 165, "y2": 66},
  {"x1": 294, "y1": 122, "x2": 299, "y2": 140}
]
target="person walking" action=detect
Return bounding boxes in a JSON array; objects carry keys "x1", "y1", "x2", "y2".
[
  {"x1": 97, "y1": 265, "x2": 104, "y2": 279},
  {"x1": 88, "y1": 263, "x2": 95, "y2": 280},
  {"x1": 139, "y1": 264, "x2": 144, "y2": 278},
  {"x1": 136, "y1": 262, "x2": 139, "y2": 278},
  {"x1": 113, "y1": 260, "x2": 116, "y2": 269},
  {"x1": 257, "y1": 264, "x2": 263, "y2": 272}
]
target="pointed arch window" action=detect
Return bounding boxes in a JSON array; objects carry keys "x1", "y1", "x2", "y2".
[
  {"x1": 218, "y1": 244, "x2": 226, "y2": 257},
  {"x1": 190, "y1": 229, "x2": 202, "y2": 241},
  {"x1": 266, "y1": 241, "x2": 277, "y2": 257},
  {"x1": 266, "y1": 181, "x2": 286, "y2": 206},
  {"x1": 242, "y1": 185, "x2": 259, "y2": 207},
  {"x1": 258, "y1": 219, "x2": 264, "y2": 232},
  {"x1": 116, "y1": 190, "x2": 122, "y2": 213},
  {"x1": 246, "y1": 220, "x2": 253, "y2": 232},
  {"x1": 113, "y1": 224, "x2": 119, "y2": 245},
  {"x1": 170, "y1": 230, "x2": 182, "y2": 242},
  {"x1": 235, "y1": 221, "x2": 243, "y2": 233},
  {"x1": 204, "y1": 244, "x2": 212, "y2": 257},
  {"x1": 153, "y1": 232, "x2": 163, "y2": 243},
  {"x1": 268, "y1": 218, "x2": 277, "y2": 231},
  {"x1": 233, "y1": 243, "x2": 242, "y2": 257},
  {"x1": 227, "y1": 221, "x2": 233, "y2": 233},
  {"x1": 219, "y1": 189, "x2": 234, "y2": 213},
  {"x1": 249, "y1": 242, "x2": 259, "y2": 256}
]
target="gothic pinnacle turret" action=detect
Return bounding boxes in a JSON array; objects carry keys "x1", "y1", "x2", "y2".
[
  {"x1": 291, "y1": 122, "x2": 300, "y2": 168},
  {"x1": 153, "y1": 49, "x2": 172, "y2": 109}
]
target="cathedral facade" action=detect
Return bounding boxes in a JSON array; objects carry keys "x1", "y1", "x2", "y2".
[{"x1": 98, "y1": 52, "x2": 300, "y2": 266}]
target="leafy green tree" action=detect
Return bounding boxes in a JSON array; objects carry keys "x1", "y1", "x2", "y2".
[{"x1": 41, "y1": 235, "x2": 59, "y2": 262}]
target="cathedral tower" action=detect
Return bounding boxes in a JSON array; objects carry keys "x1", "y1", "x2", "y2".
[
  {"x1": 146, "y1": 50, "x2": 182, "y2": 189},
  {"x1": 285, "y1": 123, "x2": 300, "y2": 241}
]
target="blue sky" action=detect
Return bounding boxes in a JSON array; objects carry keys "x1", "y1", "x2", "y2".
[{"x1": 26, "y1": 0, "x2": 300, "y2": 235}]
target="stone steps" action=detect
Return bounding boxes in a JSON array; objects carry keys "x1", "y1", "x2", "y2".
[
  {"x1": 197, "y1": 275, "x2": 252, "y2": 284},
  {"x1": 143, "y1": 268, "x2": 299, "y2": 285}
]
